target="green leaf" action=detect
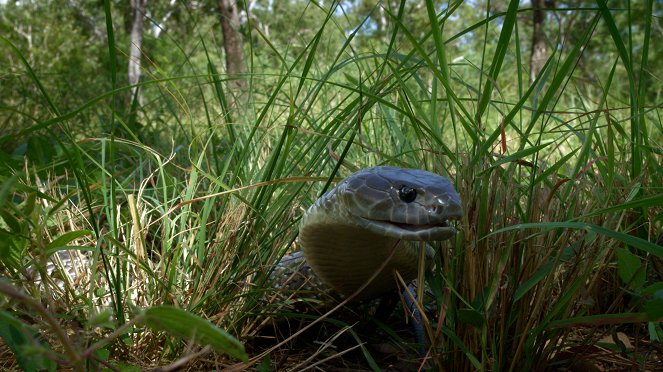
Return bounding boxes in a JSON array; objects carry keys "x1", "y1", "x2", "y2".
[
  {"x1": 644, "y1": 299, "x2": 663, "y2": 321},
  {"x1": 93, "y1": 347, "x2": 110, "y2": 362},
  {"x1": 580, "y1": 193, "x2": 663, "y2": 220},
  {"x1": 476, "y1": 0, "x2": 520, "y2": 119},
  {"x1": 141, "y1": 306, "x2": 247, "y2": 361},
  {"x1": 0, "y1": 311, "x2": 57, "y2": 372},
  {"x1": 457, "y1": 308, "x2": 484, "y2": 328},
  {"x1": 519, "y1": 239, "x2": 591, "y2": 306},
  {"x1": 549, "y1": 312, "x2": 646, "y2": 328},
  {"x1": 46, "y1": 230, "x2": 92, "y2": 251},
  {"x1": 112, "y1": 362, "x2": 142, "y2": 372},
  {"x1": 0, "y1": 210, "x2": 21, "y2": 234},
  {"x1": 648, "y1": 322, "x2": 663, "y2": 342},
  {"x1": 479, "y1": 141, "x2": 553, "y2": 175},
  {"x1": 514, "y1": 260, "x2": 553, "y2": 301},
  {"x1": 615, "y1": 248, "x2": 646, "y2": 290},
  {"x1": 642, "y1": 283, "x2": 663, "y2": 296},
  {"x1": 490, "y1": 222, "x2": 663, "y2": 259},
  {"x1": 88, "y1": 309, "x2": 114, "y2": 329},
  {"x1": 532, "y1": 147, "x2": 580, "y2": 185},
  {"x1": 0, "y1": 228, "x2": 24, "y2": 270},
  {"x1": 0, "y1": 174, "x2": 19, "y2": 211},
  {"x1": 595, "y1": 0, "x2": 632, "y2": 83},
  {"x1": 440, "y1": 327, "x2": 482, "y2": 369},
  {"x1": 256, "y1": 356, "x2": 272, "y2": 372}
]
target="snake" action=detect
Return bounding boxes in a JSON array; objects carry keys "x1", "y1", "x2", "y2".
[{"x1": 277, "y1": 166, "x2": 463, "y2": 303}]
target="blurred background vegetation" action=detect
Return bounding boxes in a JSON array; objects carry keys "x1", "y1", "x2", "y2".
[{"x1": 1, "y1": 0, "x2": 662, "y2": 370}]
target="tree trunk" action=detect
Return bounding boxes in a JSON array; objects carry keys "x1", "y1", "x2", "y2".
[
  {"x1": 217, "y1": 0, "x2": 246, "y2": 100},
  {"x1": 128, "y1": 0, "x2": 146, "y2": 98},
  {"x1": 530, "y1": 0, "x2": 548, "y2": 83}
]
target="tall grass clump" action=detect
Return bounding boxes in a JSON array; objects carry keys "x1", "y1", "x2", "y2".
[{"x1": 1, "y1": 0, "x2": 661, "y2": 370}]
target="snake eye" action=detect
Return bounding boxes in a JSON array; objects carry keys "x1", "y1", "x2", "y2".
[{"x1": 398, "y1": 186, "x2": 417, "y2": 203}]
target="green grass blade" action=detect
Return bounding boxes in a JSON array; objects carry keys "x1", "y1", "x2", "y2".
[
  {"x1": 142, "y1": 306, "x2": 247, "y2": 362},
  {"x1": 475, "y1": 0, "x2": 520, "y2": 121},
  {"x1": 491, "y1": 222, "x2": 663, "y2": 259}
]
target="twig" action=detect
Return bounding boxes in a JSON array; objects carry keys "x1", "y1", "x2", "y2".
[
  {"x1": 83, "y1": 315, "x2": 142, "y2": 358},
  {"x1": 150, "y1": 346, "x2": 212, "y2": 372}
]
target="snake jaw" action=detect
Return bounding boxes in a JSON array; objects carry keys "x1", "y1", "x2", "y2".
[
  {"x1": 354, "y1": 215, "x2": 459, "y2": 241},
  {"x1": 328, "y1": 166, "x2": 463, "y2": 241}
]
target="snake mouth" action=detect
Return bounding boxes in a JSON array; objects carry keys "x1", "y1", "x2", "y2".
[
  {"x1": 357, "y1": 217, "x2": 457, "y2": 240},
  {"x1": 390, "y1": 220, "x2": 450, "y2": 230}
]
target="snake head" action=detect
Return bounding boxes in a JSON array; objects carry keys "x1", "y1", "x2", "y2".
[{"x1": 337, "y1": 166, "x2": 463, "y2": 241}]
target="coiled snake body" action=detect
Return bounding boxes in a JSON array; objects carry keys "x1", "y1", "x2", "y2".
[{"x1": 282, "y1": 166, "x2": 462, "y2": 302}]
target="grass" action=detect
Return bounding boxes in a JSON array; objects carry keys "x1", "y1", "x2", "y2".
[{"x1": 1, "y1": 1, "x2": 662, "y2": 370}]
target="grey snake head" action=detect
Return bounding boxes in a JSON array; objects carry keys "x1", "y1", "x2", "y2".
[
  {"x1": 331, "y1": 166, "x2": 463, "y2": 241},
  {"x1": 298, "y1": 166, "x2": 462, "y2": 299}
]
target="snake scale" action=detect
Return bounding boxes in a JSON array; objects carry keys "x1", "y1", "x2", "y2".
[{"x1": 275, "y1": 166, "x2": 462, "y2": 304}]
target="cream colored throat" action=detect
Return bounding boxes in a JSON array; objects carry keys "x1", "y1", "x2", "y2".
[{"x1": 300, "y1": 221, "x2": 422, "y2": 300}]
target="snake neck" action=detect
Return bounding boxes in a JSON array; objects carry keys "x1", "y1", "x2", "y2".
[{"x1": 299, "y1": 215, "x2": 428, "y2": 300}]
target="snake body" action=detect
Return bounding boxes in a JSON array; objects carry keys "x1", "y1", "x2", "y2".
[{"x1": 295, "y1": 166, "x2": 462, "y2": 301}]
